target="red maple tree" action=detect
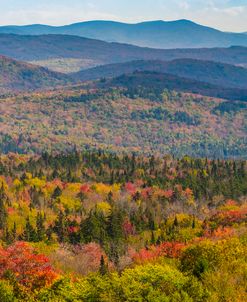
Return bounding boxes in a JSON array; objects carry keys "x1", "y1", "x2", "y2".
[{"x1": 0, "y1": 242, "x2": 58, "y2": 290}]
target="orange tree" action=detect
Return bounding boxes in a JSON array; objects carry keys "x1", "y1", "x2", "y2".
[{"x1": 0, "y1": 241, "x2": 58, "y2": 292}]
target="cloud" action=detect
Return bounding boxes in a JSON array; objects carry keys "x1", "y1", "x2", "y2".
[
  {"x1": 216, "y1": 5, "x2": 246, "y2": 16},
  {"x1": 178, "y1": 1, "x2": 190, "y2": 10},
  {"x1": 0, "y1": 7, "x2": 119, "y2": 26},
  {"x1": 187, "y1": 4, "x2": 247, "y2": 32}
]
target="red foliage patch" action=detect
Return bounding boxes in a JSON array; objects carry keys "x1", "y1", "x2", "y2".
[
  {"x1": 210, "y1": 208, "x2": 247, "y2": 226},
  {"x1": 123, "y1": 219, "x2": 135, "y2": 236},
  {"x1": 125, "y1": 182, "x2": 137, "y2": 195},
  {"x1": 133, "y1": 242, "x2": 186, "y2": 264},
  {"x1": 80, "y1": 184, "x2": 90, "y2": 193},
  {"x1": 0, "y1": 242, "x2": 58, "y2": 290}
]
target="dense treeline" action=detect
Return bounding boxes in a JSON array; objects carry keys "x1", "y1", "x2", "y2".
[
  {"x1": 0, "y1": 151, "x2": 246, "y2": 247},
  {"x1": 212, "y1": 101, "x2": 247, "y2": 114},
  {"x1": 131, "y1": 107, "x2": 201, "y2": 125},
  {"x1": 2, "y1": 150, "x2": 246, "y2": 196},
  {"x1": 0, "y1": 151, "x2": 246, "y2": 301}
]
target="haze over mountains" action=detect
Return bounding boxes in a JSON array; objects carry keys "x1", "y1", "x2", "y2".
[
  {"x1": 0, "y1": 20, "x2": 246, "y2": 102},
  {"x1": 1, "y1": 55, "x2": 247, "y2": 103},
  {"x1": 1, "y1": 34, "x2": 247, "y2": 74},
  {"x1": 74, "y1": 59, "x2": 247, "y2": 89},
  {"x1": 1, "y1": 20, "x2": 247, "y2": 49},
  {"x1": 0, "y1": 18, "x2": 246, "y2": 158}
]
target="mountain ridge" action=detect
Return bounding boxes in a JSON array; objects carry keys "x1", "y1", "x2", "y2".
[
  {"x1": 0, "y1": 20, "x2": 247, "y2": 48},
  {"x1": 0, "y1": 34, "x2": 247, "y2": 73},
  {"x1": 99, "y1": 70, "x2": 247, "y2": 102},
  {"x1": 73, "y1": 58, "x2": 247, "y2": 89},
  {"x1": 1, "y1": 54, "x2": 247, "y2": 102}
]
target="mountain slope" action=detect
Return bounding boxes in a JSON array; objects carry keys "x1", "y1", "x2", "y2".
[
  {"x1": 0, "y1": 20, "x2": 247, "y2": 49},
  {"x1": 0, "y1": 34, "x2": 247, "y2": 73},
  {"x1": 100, "y1": 71, "x2": 247, "y2": 102},
  {"x1": 0, "y1": 55, "x2": 71, "y2": 93},
  {"x1": 0, "y1": 85, "x2": 246, "y2": 158},
  {"x1": 74, "y1": 59, "x2": 247, "y2": 89},
  {"x1": 0, "y1": 54, "x2": 246, "y2": 101}
]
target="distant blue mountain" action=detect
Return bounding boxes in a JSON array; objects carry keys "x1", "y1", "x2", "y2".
[
  {"x1": 0, "y1": 20, "x2": 247, "y2": 49},
  {"x1": 0, "y1": 34, "x2": 246, "y2": 69}
]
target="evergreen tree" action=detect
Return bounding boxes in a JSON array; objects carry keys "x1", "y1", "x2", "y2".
[
  {"x1": 107, "y1": 209, "x2": 124, "y2": 243},
  {"x1": 108, "y1": 242, "x2": 120, "y2": 268},
  {"x1": 173, "y1": 216, "x2": 179, "y2": 228},
  {"x1": 80, "y1": 210, "x2": 106, "y2": 244},
  {"x1": 4, "y1": 227, "x2": 13, "y2": 244},
  {"x1": 107, "y1": 191, "x2": 113, "y2": 205},
  {"x1": 12, "y1": 222, "x2": 17, "y2": 241},
  {"x1": 192, "y1": 216, "x2": 196, "y2": 229},
  {"x1": 150, "y1": 231, "x2": 156, "y2": 245},
  {"x1": 52, "y1": 186, "x2": 62, "y2": 199},
  {"x1": 23, "y1": 217, "x2": 37, "y2": 242},
  {"x1": 0, "y1": 184, "x2": 7, "y2": 230},
  {"x1": 99, "y1": 255, "x2": 108, "y2": 276},
  {"x1": 36, "y1": 212, "x2": 46, "y2": 241},
  {"x1": 0, "y1": 198, "x2": 7, "y2": 230},
  {"x1": 54, "y1": 210, "x2": 66, "y2": 242}
]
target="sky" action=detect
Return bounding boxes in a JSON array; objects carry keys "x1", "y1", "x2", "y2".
[{"x1": 0, "y1": 0, "x2": 247, "y2": 32}]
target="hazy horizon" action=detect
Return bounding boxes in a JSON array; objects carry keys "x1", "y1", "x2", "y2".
[
  {"x1": 1, "y1": 18, "x2": 246, "y2": 34},
  {"x1": 0, "y1": 0, "x2": 247, "y2": 33}
]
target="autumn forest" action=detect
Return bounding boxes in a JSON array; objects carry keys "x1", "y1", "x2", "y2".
[
  {"x1": 0, "y1": 4, "x2": 247, "y2": 301},
  {"x1": 0, "y1": 151, "x2": 246, "y2": 301}
]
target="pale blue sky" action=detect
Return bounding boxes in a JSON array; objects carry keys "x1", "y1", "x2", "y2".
[{"x1": 0, "y1": 0, "x2": 246, "y2": 32}]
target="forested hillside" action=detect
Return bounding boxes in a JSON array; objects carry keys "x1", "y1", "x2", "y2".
[
  {"x1": 0, "y1": 86, "x2": 246, "y2": 158},
  {"x1": 74, "y1": 59, "x2": 247, "y2": 89},
  {"x1": 105, "y1": 71, "x2": 247, "y2": 101},
  {"x1": 1, "y1": 55, "x2": 247, "y2": 100},
  {"x1": 0, "y1": 55, "x2": 70, "y2": 93},
  {"x1": 0, "y1": 151, "x2": 246, "y2": 301}
]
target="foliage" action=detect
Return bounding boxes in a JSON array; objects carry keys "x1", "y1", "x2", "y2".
[
  {"x1": 0, "y1": 87, "x2": 246, "y2": 158},
  {"x1": 0, "y1": 242, "x2": 58, "y2": 292},
  {"x1": 0, "y1": 151, "x2": 246, "y2": 301}
]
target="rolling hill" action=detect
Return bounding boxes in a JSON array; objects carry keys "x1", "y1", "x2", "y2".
[
  {"x1": 0, "y1": 34, "x2": 247, "y2": 73},
  {"x1": 74, "y1": 59, "x2": 247, "y2": 89},
  {"x1": 1, "y1": 54, "x2": 246, "y2": 102},
  {"x1": 0, "y1": 50, "x2": 246, "y2": 158},
  {"x1": 0, "y1": 84, "x2": 246, "y2": 158},
  {"x1": 1, "y1": 20, "x2": 247, "y2": 49},
  {"x1": 0, "y1": 55, "x2": 71, "y2": 93},
  {"x1": 99, "y1": 71, "x2": 247, "y2": 102}
]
